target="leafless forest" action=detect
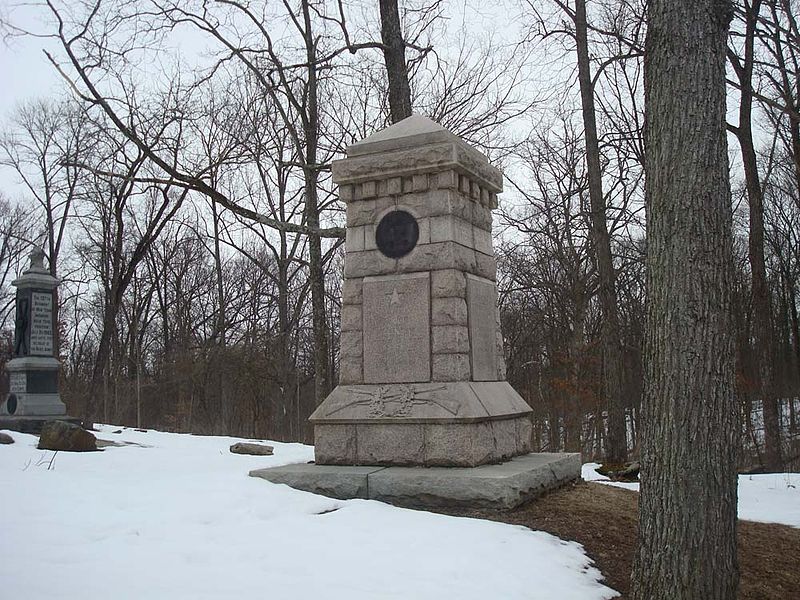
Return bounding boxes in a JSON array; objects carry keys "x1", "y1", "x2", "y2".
[{"x1": 1, "y1": 0, "x2": 798, "y2": 471}]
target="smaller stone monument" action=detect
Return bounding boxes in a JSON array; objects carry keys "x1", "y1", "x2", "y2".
[{"x1": 0, "y1": 248, "x2": 79, "y2": 433}]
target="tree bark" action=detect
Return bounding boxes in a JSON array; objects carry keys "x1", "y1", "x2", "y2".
[
  {"x1": 574, "y1": 0, "x2": 627, "y2": 463},
  {"x1": 632, "y1": 1, "x2": 739, "y2": 598},
  {"x1": 379, "y1": 0, "x2": 412, "y2": 123}
]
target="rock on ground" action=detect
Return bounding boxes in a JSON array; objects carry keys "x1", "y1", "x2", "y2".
[
  {"x1": 595, "y1": 462, "x2": 640, "y2": 481},
  {"x1": 38, "y1": 420, "x2": 97, "y2": 452},
  {"x1": 0, "y1": 432, "x2": 14, "y2": 444},
  {"x1": 230, "y1": 442, "x2": 274, "y2": 456}
]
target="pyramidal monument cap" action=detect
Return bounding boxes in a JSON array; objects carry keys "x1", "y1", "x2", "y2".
[{"x1": 347, "y1": 114, "x2": 460, "y2": 157}]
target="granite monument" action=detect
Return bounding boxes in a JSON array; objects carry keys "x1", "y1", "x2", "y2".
[
  {"x1": 0, "y1": 248, "x2": 79, "y2": 432},
  {"x1": 251, "y1": 116, "x2": 580, "y2": 508},
  {"x1": 310, "y1": 114, "x2": 533, "y2": 467}
]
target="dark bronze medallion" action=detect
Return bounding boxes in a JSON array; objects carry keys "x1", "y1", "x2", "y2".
[{"x1": 375, "y1": 210, "x2": 419, "y2": 258}]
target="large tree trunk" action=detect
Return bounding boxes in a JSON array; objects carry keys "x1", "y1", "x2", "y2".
[
  {"x1": 731, "y1": 0, "x2": 782, "y2": 471},
  {"x1": 379, "y1": 0, "x2": 412, "y2": 123},
  {"x1": 632, "y1": 1, "x2": 739, "y2": 598},
  {"x1": 574, "y1": 0, "x2": 627, "y2": 463}
]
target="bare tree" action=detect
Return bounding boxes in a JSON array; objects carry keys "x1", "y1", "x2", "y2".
[
  {"x1": 573, "y1": 0, "x2": 627, "y2": 463},
  {"x1": 0, "y1": 98, "x2": 88, "y2": 274},
  {"x1": 75, "y1": 112, "x2": 189, "y2": 422},
  {"x1": 503, "y1": 119, "x2": 596, "y2": 452},
  {"x1": 521, "y1": 0, "x2": 644, "y2": 462},
  {"x1": 728, "y1": 0, "x2": 783, "y2": 470},
  {"x1": 0, "y1": 194, "x2": 34, "y2": 331}
]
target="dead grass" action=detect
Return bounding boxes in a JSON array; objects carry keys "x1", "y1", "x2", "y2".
[{"x1": 438, "y1": 481, "x2": 800, "y2": 599}]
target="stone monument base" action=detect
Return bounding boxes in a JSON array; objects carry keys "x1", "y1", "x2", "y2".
[
  {"x1": 0, "y1": 415, "x2": 83, "y2": 435},
  {"x1": 249, "y1": 452, "x2": 581, "y2": 510},
  {"x1": 311, "y1": 381, "x2": 535, "y2": 467},
  {"x1": 2, "y1": 356, "x2": 66, "y2": 416}
]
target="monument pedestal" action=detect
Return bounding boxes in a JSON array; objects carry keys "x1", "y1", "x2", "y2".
[
  {"x1": 251, "y1": 116, "x2": 580, "y2": 507},
  {"x1": 312, "y1": 381, "x2": 533, "y2": 467},
  {"x1": 3, "y1": 357, "x2": 65, "y2": 416}
]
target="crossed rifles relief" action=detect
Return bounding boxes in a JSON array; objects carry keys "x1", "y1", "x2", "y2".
[{"x1": 328, "y1": 384, "x2": 458, "y2": 418}]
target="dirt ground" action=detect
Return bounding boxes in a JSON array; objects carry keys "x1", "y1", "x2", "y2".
[{"x1": 440, "y1": 481, "x2": 800, "y2": 599}]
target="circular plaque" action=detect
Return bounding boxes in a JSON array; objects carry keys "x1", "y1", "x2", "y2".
[
  {"x1": 375, "y1": 210, "x2": 419, "y2": 258},
  {"x1": 6, "y1": 394, "x2": 17, "y2": 415}
]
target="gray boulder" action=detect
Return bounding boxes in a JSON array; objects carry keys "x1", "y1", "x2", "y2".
[
  {"x1": 38, "y1": 420, "x2": 97, "y2": 452},
  {"x1": 0, "y1": 432, "x2": 13, "y2": 444},
  {"x1": 595, "y1": 461, "x2": 640, "y2": 481},
  {"x1": 230, "y1": 442, "x2": 274, "y2": 456}
]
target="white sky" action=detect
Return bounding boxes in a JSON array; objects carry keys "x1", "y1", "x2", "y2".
[
  {"x1": 0, "y1": 1, "x2": 217, "y2": 198},
  {"x1": 1, "y1": 2, "x2": 71, "y2": 199},
  {"x1": 0, "y1": 3, "x2": 61, "y2": 117}
]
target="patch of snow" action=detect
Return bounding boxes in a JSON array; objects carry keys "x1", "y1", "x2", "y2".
[
  {"x1": 736, "y1": 473, "x2": 800, "y2": 527},
  {"x1": 0, "y1": 426, "x2": 617, "y2": 600},
  {"x1": 582, "y1": 462, "x2": 800, "y2": 528},
  {"x1": 581, "y1": 462, "x2": 641, "y2": 492}
]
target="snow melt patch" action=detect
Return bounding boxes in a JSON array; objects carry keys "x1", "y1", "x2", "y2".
[
  {"x1": 0, "y1": 426, "x2": 617, "y2": 600},
  {"x1": 582, "y1": 462, "x2": 800, "y2": 528}
]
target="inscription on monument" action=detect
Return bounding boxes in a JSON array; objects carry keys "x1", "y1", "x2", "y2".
[
  {"x1": 363, "y1": 272, "x2": 430, "y2": 383},
  {"x1": 9, "y1": 372, "x2": 26, "y2": 394},
  {"x1": 30, "y1": 292, "x2": 54, "y2": 356},
  {"x1": 466, "y1": 275, "x2": 498, "y2": 381}
]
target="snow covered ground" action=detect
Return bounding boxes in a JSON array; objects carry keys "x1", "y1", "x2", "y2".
[
  {"x1": 582, "y1": 462, "x2": 800, "y2": 528},
  {"x1": 1, "y1": 426, "x2": 616, "y2": 600}
]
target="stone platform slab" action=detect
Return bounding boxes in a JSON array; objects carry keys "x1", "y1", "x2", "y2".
[
  {"x1": 0, "y1": 415, "x2": 83, "y2": 435},
  {"x1": 249, "y1": 452, "x2": 580, "y2": 510}
]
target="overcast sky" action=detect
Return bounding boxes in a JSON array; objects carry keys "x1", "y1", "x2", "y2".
[
  {"x1": 1, "y1": 3, "x2": 61, "y2": 115},
  {"x1": 1, "y1": 2, "x2": 67, "y2": 199},
  {"x1": 0, "y1": 0, "x2": 537, "y2": 200}
]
